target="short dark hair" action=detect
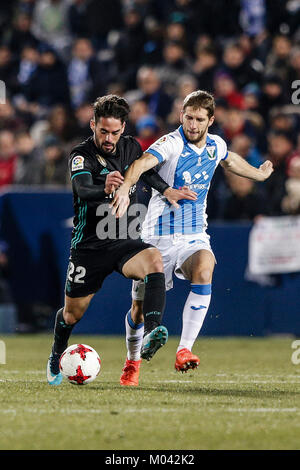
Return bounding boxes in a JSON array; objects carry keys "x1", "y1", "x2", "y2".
[
  {"x1": 93, "y1": 95, "x2": 130, "y2": 124},
  {"x1": 182, "y1": 90, "x2": 215, "y2": 119}
]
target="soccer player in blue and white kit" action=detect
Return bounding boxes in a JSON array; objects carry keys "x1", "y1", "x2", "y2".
[{"x1": 111, "y1": 90, "x2": 273, "y2": 386}]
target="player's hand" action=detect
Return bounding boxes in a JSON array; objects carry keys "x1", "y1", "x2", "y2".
[
  {"x1": 258, "y1": 160, "x2": 274, "y2": 181},
  {"x1": 110, "y1": 184, "x2": 130, "y2": 218},
  {"x1": 104, "y1": 171, "x2": 124, "y2": 194},
  {"x1": 163, "y1": 186, "x2": 197, "y2": 209}
]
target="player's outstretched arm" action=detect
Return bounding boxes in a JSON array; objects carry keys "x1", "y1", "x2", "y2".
[
  {"x1": 110, "y1": 153, "x2": 198, "y2": 217},
  {"x1": 221, "y1": 151, "x2": 274, "y2": 182},
  {"x1": 110, "y1": 152, "x2": 160, "y2": 217}
]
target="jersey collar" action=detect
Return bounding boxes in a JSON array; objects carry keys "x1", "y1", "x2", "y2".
[{"x1": 178, "y1": 125, "x2": 212, "y2": 155}]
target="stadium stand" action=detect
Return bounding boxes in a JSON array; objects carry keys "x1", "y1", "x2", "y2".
[{"x1": 1, "y1": 0, "x2": 300, "y2": 333}]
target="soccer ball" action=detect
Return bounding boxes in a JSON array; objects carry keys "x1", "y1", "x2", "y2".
[{"x1": 59, "y1": 344, "x2": 101, "y2": 385}]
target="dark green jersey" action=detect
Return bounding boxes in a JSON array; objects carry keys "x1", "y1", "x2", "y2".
[{"x1": 69, "y1": 135, "x2": 143, "y2": 249}]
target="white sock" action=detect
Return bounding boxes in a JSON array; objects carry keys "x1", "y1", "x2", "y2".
[
  {"x1": 125, "y1": 310, "x2": 144, "y2": 361},
  {"x1": 177, "y1": 284, "x2": 211, "y2": 352}
]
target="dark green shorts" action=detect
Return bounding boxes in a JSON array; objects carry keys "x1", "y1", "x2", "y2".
[{"x1": 65, "y1": 238, "x2": 153, "y2": 298}]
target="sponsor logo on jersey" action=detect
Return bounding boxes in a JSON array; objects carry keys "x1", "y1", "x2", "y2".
[
  {"x1": 96, "y1": 154, "x2": 107, "y2": 167},
  {"x1": 72, "y1": 155, "x2": 84, "y2": 171},
  {"x1": 181, "y1": 170, "x2": 209, "y2": 189},
  {"x1": 156, "y1": 136, "x2": 167, "y2": 145},
  {"x1": 189, "y1": 183, "x2": 207, "y2": 190},
  {"x1": 100, "y1": 168, "x2": 109, "y2": 175},
  {"x1": 206, "y1": 146, "x2": 216, "y2": 160},
  {"x1": 180, "y1": 151, "x2": 191, "y2": 158}
]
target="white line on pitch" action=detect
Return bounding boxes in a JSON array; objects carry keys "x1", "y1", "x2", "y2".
[{"x1": 0, "y1": 407, "x2": 299, "y2": 416}]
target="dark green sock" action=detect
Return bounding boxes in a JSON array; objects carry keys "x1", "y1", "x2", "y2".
[
  {"x1": 52, "y1": 308, "x2": 75, "y2": 355},
  {"x1": 143, "y1": 272, "x2": 166, "y2": 335}
]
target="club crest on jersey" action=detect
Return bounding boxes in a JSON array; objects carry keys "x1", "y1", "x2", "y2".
[
  {"x1": 72, "y1": 155, "x2": 84, "y2": 171},
  {"x1": 96, "y1": 154, "x2": 107, "y2": 167},
  {"x1": 206, "y1": 146, "x2": 216, "y2": 160}
]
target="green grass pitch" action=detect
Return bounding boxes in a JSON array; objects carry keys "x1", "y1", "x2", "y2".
[{"x1": 0, "y1": 334, "x2": 300, "y2": 450}]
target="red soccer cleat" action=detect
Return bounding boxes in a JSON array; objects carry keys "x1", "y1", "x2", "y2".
[
  {"x1": 120, "y1": 359, "x2": 142, "y2": 386},
  {"x1": 175, "y1": 348, "x2": 200, "y2": 373}
]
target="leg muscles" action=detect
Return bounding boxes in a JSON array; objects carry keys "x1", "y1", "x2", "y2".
[{"x1": 180, "y1": 249, "x2": 215, "y2": 284}]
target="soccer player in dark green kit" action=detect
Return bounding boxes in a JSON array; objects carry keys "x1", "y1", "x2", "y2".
[{"x1": 47, "y1": 95, "x2": 197, "y2": 385}]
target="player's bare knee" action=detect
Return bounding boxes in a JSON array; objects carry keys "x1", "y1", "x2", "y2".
[
  {"x1": 63, "y1": 307, "x2": 85, "y2": 325},
  {"x1": 192, "y1": 268, "x2": 213, "y2": 285},
  {"x1": 150, "y1": 259, "x2": 164, "y2": 274},
  {"x1": 147, "y1": 249, "x2": 163, "y2": 273}
]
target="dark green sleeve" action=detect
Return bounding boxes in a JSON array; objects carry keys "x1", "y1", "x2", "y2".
[
  {"x1": 140, "y1": 168, "x2": 170, "y2": 194},
  {"x1": 72, "y1": 172, "x2": 107, "y2": 201}
]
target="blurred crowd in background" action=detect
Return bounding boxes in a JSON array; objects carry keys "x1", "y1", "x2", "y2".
[
  {"x1": 2, "y1": 0, "x2": 300, "y2": 332},
  {"x1": 0, "y1": 0, "x2": 300, "y2": 221}
]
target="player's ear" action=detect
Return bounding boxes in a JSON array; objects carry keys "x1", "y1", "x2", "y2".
[
  {"x1": 179, "y1": 110, "x2": 184, "y2": 124},
  {"x1": 121, "y1": 121, "x2": 126, "y2": 134},
  {"x1": 208, "y1": 115, "x2": 215, "y2": 127},
  {"x1": 90, "y1": 119, "x2": 95, "y2": 133}
]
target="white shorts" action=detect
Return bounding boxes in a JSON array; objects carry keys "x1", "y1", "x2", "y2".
[{"x1": 132, "y1": 233, "x2": 215, "y2": 301}]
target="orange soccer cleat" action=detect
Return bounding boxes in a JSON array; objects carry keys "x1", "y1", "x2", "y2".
[
  {"x1": 120, "y1": 359, "x2": 142, "y2": 386},
  {"x1": 175, "y1": 348, "x2": 200, "y2": 373}
]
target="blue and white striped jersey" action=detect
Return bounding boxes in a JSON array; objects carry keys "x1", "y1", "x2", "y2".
[{"x1": 141, "y1": 126, "x2": 228, "y2": 237}]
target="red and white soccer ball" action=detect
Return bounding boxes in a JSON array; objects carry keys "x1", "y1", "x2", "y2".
[{"x1": 59, "y1": 344, "x2": 101, "y2": 385}]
